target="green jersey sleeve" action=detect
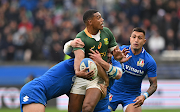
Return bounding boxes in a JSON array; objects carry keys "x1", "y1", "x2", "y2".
[{"x1": 73, "y1": 31, "x2": 85, "y2": 52}]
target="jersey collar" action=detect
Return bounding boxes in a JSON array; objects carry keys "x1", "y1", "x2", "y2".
[{"x1": 84, "y1": 28, "x2": 100, "y2": 38}]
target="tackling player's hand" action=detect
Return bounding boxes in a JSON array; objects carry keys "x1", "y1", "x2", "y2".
[
  {"x1": 70, "y1": 38, "x2": 85, "y2": 48},
  {"x1": 119, "y1": 48, "x2": 132, "y2": 63},
  {"x1": 113, "y1": 46, "x2": 132, "y2": 63},
  {"x1": 133, "y1": 95, "x2": 145, "y2": 108},
  {"x1": 75, "y1": 67, "x2": 94, "y2": 80}
]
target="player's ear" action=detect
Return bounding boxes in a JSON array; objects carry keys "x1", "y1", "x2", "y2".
[
  {"x1": 143, "y1": 38, "x2": 146, "y2": 45},
  {"x1": 88, "y1": 19, "x2": 92, "y2": 25}
]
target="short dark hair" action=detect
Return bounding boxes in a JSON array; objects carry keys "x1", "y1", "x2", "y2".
[
  {"x1": 83, "y1": 9, "x2": 98, "y2": 24},
  {"x1": 132, "y1": 27, "x2": 145, "y2": 36}
]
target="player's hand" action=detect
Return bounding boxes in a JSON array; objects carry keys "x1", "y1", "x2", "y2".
[
  {"x1": 88, "y1": 49, "x2": 103, "y2": 63},
  {"x1": 113, "y1": 46, "x2": 124, "y2": 61},
  {"x1": 113, "y1": 46, "x2": 132, "y2": 62},
  {"x1": 133, "y1": 95, "x2": 145, "y2": 108},
  {"x1": 75, "y1": 67, "x2": 95, "y2": 80},
  {"x1": 119, "y1": 48, "x2": 132, "y2": 63},
  {"x1": 70, "y1": 38, "x2": 85, "y2": 48}
]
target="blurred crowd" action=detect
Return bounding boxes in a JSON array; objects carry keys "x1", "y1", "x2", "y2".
[{"x1": 0, "y1": 0, "x2": 180, "y2": 63}]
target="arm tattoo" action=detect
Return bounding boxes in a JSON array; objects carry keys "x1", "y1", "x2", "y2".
[{"x1": 146, "y1": 77, "x2": 157, "y2": 96}]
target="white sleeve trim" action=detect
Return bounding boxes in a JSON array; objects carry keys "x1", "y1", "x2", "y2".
[
  {"x1": 63, "y1": 40, "x2": 73, "y2": 55},
  {"x1": 109, "y1": 45, "x2": 118, "y2": 52}
]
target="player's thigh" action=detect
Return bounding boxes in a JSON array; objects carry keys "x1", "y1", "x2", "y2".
[
  {"x1": 68, "y1": 93, "x2": 85, "y2": 112},
  {"x1": 125, "y1": 103, "x2": 141, "y2": 112},
  {"x1": 23, "y1": 103, "x2": 45, "y2": 112},
  {"x1": 83, "y1": 88, "x2": 101, "y2": 109}
]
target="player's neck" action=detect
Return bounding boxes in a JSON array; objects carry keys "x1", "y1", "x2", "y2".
[
  {"x1": 86, "y1": 27, "x2": 99, "y2": 35},
  {"x1": 131, "y1": 48, "x2": 142, "y2": 55}
]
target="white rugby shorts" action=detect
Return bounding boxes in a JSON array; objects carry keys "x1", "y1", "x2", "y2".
[{"x1": 70, "y1": 76, "x2": 105, "y2": 95}]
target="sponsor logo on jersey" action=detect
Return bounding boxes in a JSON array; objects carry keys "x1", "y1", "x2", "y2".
[
  {"x1": 122, "y1": 64, "x2": 144, "y2": 76},
  {"x1": 104, "y1": 38, "x2": 109, "y2": 45},
  {"x1": 98, "y1": 42, "x2": 102, "y2": 49},
  {"x1": 91, "y1": 45, "x2": 95, "y2": 50},
  {"x1": 23, "y1": 95, "x2": 29, "y2": 102},
  {"x1": 100, "y1": 52, "x2": 106, "y2": 57},
  {"x1": 137, "y1": 58, "x2": 144, "y2": 67}
]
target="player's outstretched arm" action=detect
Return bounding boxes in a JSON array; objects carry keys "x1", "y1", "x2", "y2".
[{"x1": 133, "y1": 77, "x2": 157, "y2": 108}]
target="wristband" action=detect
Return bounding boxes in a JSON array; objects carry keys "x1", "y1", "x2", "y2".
[
  {"x1": 143, "y1": 92, "x2": 149, "y2": 99},
  {"x1": 107, "y1": 64, "x2": 122, "y2": 79}
]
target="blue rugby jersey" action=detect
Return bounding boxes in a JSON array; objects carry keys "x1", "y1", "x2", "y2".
[
  {"x1": 34, "y1": 58, "x2": 75, "y2": 100},
  {"x1": 111, "y1": 45, "x2": 157, "y2": 94}
]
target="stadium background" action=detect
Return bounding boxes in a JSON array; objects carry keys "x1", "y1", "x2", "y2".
[{"x1": 0, "y1": 0, "x2": 180, "y2": 111}]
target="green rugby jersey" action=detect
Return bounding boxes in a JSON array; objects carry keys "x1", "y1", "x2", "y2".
[{"x1": 73, "y1": 27, "x2": 117, "y2": 61}]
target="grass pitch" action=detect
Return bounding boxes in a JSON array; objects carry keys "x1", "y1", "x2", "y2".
[{"x1": 0, "y1": 107, "x2": 179, "y2": 112}]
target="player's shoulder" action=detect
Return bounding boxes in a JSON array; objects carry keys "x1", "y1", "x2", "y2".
[
  {"x1": 102, "y1": 27, "x2": 110, "y2": 31},
  {"x1": 143, "y1": 49, "x2": 156, "y2": 64},
  {"x1": 76, "y1": 30, "x2": 86, "y2": 38},
  {"x1": 101, "y1": 27, "x2": 112, "y2": 33},
  {"x1": 119, "y1": 45, "x2": 130, "y2": 50}
]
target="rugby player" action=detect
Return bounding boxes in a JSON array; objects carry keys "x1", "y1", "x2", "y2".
[
  {"x1": 108, "y1": 27, "x2": 158, "y2": 112},
  {"x1": 68, "y1": 9, "x2": 130, "y2": 112}
]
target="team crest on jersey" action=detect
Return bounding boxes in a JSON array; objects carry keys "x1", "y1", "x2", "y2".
[
  {"x1": 104, "y1": 38, "x2": 109, "y2": 45},
  {"x1": 109, "y1": 93, "x2": 113, "y2": 101},
  {"x1": 137, "y1": 58, "x2": 144, "y2": 67}
]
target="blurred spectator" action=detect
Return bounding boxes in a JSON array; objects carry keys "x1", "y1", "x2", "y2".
[
  {"x1": 141, "y1": 0, "x2": 154, "y2": 20},
  {"x1": 165, "y1": 29, "x2": 176, "y2": 50},
  {"x1": 18, "y1": 16, "x2": 33, "y2": 32},
  {"x1": 5, "y1": 0, "x2": 19, "y2": 22},
  {"x1": 9, "y1": 20, "x2": 18, "y2": 34},
  {"x1": 12, "y1": 27, "x2": 27, "y2": 61},
  {"x1": 148, "y1": 31, "x2": 165, "y2": 54},
  {"x1": 4, "y1": 33, "x2": 16, "y2": 61},
  {"x1": 176, "y1": 31, "x2": 180, "y2": 50},
  {"x1": 49, "y1": 32, "x2": 64, "y2": 62}
]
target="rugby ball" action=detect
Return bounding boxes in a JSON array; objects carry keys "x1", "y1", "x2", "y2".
[{"x1": 80, "y1": 58, "x2": 98, "y2": 80}]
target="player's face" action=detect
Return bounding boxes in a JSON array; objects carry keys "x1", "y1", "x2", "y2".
[
  {"x1": 91, "y1": 12, "x2": 104, "y2": 30},
  {"x1": 130, "y1": 31, "x2": 146, "y2": 50}
]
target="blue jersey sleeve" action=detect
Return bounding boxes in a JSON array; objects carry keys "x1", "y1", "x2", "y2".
[
  {"x1": 111, "y1": 56, "x2": 122, "y2": 69},
  {"x1": 147, "y1": 57, "x2": 157, "y2": 77}
]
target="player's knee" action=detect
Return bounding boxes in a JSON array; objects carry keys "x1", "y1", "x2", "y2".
[{"x1": 82, "y1": 103, "x2": 95, "y2": 112}]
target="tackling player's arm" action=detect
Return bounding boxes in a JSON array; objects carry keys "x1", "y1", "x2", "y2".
[
  {"x1": 64, "y1": 39, "x2": 94, "y2": 80},
  {"x1": 63, "y1": 38, "x2": 84, "y2": 57},
  {"x1": 89, "y1": 49, "x2": 123, "y2": 80}
]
